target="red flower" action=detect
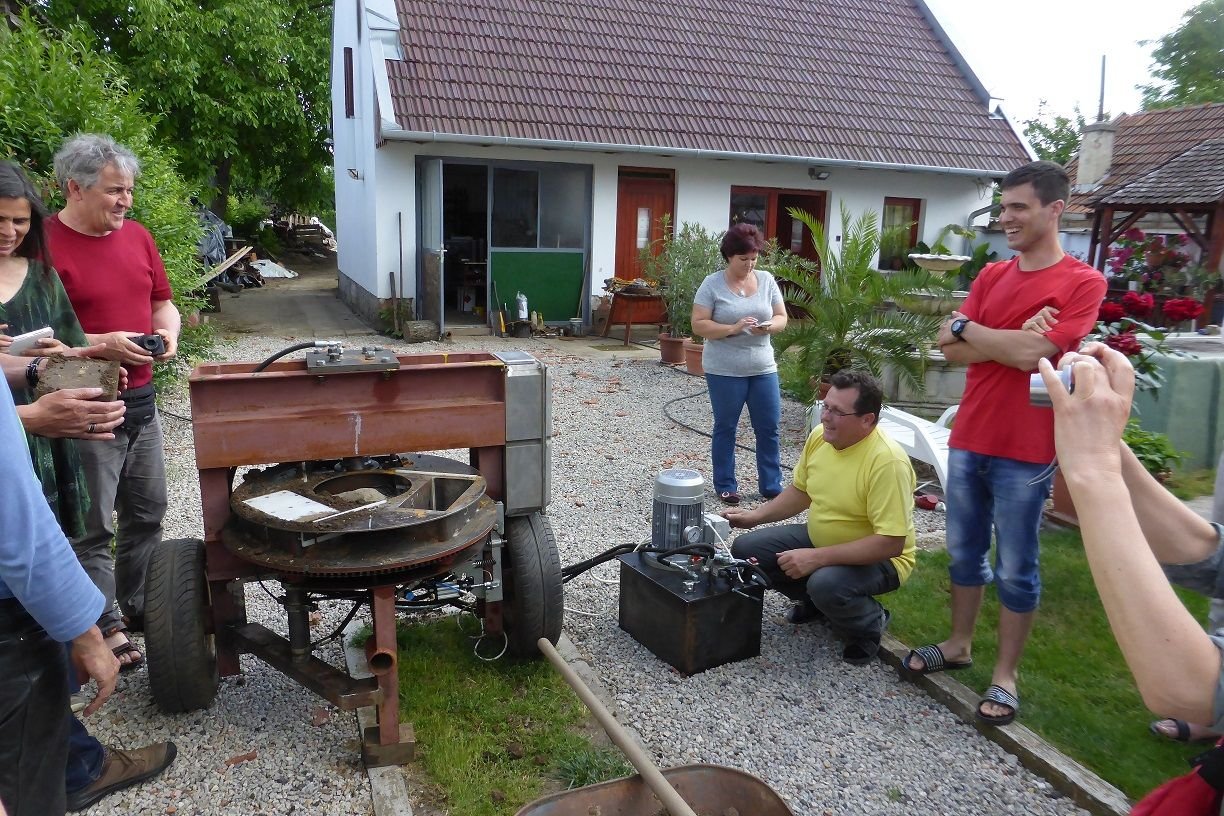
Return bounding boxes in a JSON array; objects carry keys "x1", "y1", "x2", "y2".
[
  {"x1": 1098, "y1": 300, "x2": 1125, "y2": 323},
  {"x1": 1121, "y1": 291, "x2": 1155, "y2": 317},
  {"x1": 1122, "y1": 228, "x2": 1145, "y2": 242},
  {"x1": 1163, "y1": 298, "x2": 1204, "y2": 323},
  {"x1": 1104, "y1": 332, "x2": 1143, "y2": 356}
]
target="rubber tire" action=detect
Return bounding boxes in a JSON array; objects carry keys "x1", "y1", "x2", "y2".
[
  {"x1": 502, "y1": 512, "x2": 564, "y2": 657},
  {"x1": 144, "y1": 538, "x2": 219, "y2": 712}
]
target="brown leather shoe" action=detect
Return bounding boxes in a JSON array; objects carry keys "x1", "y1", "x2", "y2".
[{"x1": 67, "y1": 741, "x2": 177, "y2": 812}]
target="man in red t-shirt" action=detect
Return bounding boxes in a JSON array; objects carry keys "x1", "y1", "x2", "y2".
[
  {"x1": 45, "y1": 134, "x2": 181, "y2": 673},
  {"x1": 900, "y1": 161, "x2": 1105, "y2": 727}
]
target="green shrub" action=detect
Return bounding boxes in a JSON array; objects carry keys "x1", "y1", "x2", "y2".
[
  {"x1": 226, "y1": 195, "x2": 271, "y2": 238},
  {"x1": 1123, "y1": 420, "x2": 1185, "y2": 476},
  {"x1": 0, "y1": 12, "x2": 210, "y2": 383}
]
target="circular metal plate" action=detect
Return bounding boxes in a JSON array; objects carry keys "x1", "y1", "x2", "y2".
[{"x1": 224, "y1": 454, "x2": 497, "y2": 576}]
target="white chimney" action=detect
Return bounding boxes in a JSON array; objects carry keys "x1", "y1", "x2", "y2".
[{"x1": 1074, "y1": 120, "x2": 1118, "y2": 192}]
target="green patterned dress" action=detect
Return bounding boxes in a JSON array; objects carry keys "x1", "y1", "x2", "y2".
[{"x1": 1, "y1": 259, "x2": 91, "y2": 538}]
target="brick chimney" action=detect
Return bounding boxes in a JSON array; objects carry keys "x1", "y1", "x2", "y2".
[{"x1": 1074, "y1": 120, "x2": 1118, "y2": 191}]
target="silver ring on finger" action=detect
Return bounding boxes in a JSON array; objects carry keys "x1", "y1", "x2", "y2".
[{"x1": 87, "y1": 423, "x2": 96, "y2": 434}]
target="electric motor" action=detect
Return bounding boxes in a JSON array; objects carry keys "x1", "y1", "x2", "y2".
[{"x1": 650, "y1": 468, "x2": 704, "y2": 550}]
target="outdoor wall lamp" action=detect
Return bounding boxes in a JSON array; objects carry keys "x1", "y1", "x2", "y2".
[{"x1": 808, "y1": 167, "x2": 830, "y2": 181}]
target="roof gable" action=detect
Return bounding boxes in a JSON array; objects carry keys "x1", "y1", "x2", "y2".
[{"x1": 385, "y1": 0, "x2": 1031, "y2": 173}]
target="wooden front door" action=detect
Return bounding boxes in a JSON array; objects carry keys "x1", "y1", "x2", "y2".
[
  {"x1": 615, "y1": 168, "x2": 675, "y2": 283},
  {"x1": 774, "y1": 192, "x2": 825, "y2": 264}
]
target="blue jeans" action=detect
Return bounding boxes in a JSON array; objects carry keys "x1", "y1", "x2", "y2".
[
  {"x1": 705, "y1": 372, "x2": 782, "y2": 496},
  {"x1": 945, "y1": 449, "x2": 1053, "y2": 613},
  {"x1": 64, "y1": 645, "x2": 105, "y2": 796}
]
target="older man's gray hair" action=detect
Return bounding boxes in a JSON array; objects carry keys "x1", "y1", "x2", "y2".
[{"x1": 53, "y1": 134, "x2": 141, "y2": 193}]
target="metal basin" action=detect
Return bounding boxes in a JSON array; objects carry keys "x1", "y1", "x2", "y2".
[{"x1": 515, "y1": 764, "x2": 795, "y2": 816}]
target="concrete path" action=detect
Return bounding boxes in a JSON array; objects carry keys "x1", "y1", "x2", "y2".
[{"x1": 208, "y1": 253, "x2": 372, "y2": 339}]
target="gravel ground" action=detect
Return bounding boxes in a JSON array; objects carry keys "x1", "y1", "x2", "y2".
[{"x1": 81, "y1": 331, "x2": 1085, "y2": 816}]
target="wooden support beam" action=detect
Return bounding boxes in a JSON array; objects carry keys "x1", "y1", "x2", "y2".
[
  {"x1": 1207, "y1": 200, "x2": 1224, "y2": 276},
  {"x1": 1105, "y1": 208, "x2": 1148, "y2": 244},
  {"x1": 1171, "y1": 208, "x2": 1209, "y2": 249},
  {"x1": 1087, "y1": 209, "x2": 1104, "y2": 268}
]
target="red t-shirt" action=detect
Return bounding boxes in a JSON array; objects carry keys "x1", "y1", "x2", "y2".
[
  {"x1": 45, "y1": 215, "x2": 173, "y2": 391},
  {"x1": 949, "y1": 255, "x2": 1106, "y2": 464}
]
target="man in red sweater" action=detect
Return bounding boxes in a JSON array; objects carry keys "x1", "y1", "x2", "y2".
[
  {"x1": 901, "y1": 161, "x2": 1106, "y2": 726},
  {"x1": 45, "y1": 134, "x2": 181, "y2": 672}
]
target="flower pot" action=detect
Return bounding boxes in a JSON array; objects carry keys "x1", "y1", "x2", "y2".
[
  {"x1": 683, "y1": 339, "x2": 704, "y2": 376},
  {"x1": 659, "y1": 333, "x2": 685, "y2": 364}
]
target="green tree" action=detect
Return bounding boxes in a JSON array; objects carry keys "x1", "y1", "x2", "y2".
[
  {"x1": 45, "y1": 0, "x2": 333, "y2": 219},
  {"x1": 0, "y1": 12, "x2": 209, "y2": 373},
  {"x1": 1023, "y1": 102, "x2": 1087, "y2": 166},
  {"x1": 1140, "y1": 0, "x2": 1224, "y2": 109}
]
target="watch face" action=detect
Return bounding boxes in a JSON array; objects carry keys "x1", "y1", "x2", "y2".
[{"x1": 952, "y1": 318, "x2": 967, "y2": 336}]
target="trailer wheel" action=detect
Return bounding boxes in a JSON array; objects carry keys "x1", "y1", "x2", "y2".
[
  {"x1": 144, "y1": 538, "x2": 218, "y2": 712},
  {"x1": 502, "y1": 512, "x2": 563, "y2": 657}
]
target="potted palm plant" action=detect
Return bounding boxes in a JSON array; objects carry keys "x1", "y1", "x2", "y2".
[
  {"x1": 645, "y1": 219, "x2": 722, "y2": 369},
  {"x1": 774, "y1": 204, "x2": 945, "y2": 404}
]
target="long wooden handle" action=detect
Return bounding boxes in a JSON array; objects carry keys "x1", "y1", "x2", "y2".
[{"x1": 537, "y1": 638, "x2": 697, "y2": 816}]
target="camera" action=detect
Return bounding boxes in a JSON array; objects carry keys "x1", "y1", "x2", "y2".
[
  {"x1": 1029, "y1": 367, "x2": 1073, "y2": 407},
  {"x1": 133, "y1": 333, "x2": 166, "y2": 356}
]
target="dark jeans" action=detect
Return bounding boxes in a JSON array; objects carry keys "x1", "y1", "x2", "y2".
[
  {"x1": 73, "y1": 410, "x2": 168, "y2": 632},
  {"x1": 732, "y1": 524, "x2": 900, "y2": 641},
  {"x1": 0, "y1": 599, "x2": 70, "y2": 816},
  {"x1": 65, "y1": 646, "x2": 105, "y2": 795},
  {"x1": 705, "y1": 372, "x2": 783, "y2": 496}
]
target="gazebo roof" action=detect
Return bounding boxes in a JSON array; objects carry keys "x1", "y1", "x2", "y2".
[
  {"x1": 1100, "y1": 138, "x2": 1224, "y2": 207},
  {"x1": 1068, "y1": 103, "x2": 1224, "y2": 212}
]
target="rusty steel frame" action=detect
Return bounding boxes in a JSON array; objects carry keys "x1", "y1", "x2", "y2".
[{"x1": 188, "y1": 352, "x2": 515, "y2": 765}]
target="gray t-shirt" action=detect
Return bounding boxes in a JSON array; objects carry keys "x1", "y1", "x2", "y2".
[{"x1": 693, "y1": 269, "x2": 784, "y2": 377}]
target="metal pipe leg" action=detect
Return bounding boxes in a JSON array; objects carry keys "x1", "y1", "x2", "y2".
[
  {"x1": 284, "y1": 587, "x2": 312, "y2": 662},
  {"x1": 371, "y1": 585, "x2": 399, "y2": 746}
]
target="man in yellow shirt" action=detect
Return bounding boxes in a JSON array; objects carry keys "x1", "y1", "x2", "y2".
[{"x1": 725, "y1": 370, "x2": 916, "y2": 664}]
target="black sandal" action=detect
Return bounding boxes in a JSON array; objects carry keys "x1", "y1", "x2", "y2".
[
  {"x1": 104, "y1": 627, "x2": 145, "y2": 673},
  {"x1": 976, "y1": 684, "x2": 1019, "y2": 726}
]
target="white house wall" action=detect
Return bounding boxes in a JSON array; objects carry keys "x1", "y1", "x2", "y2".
[
  {"x1": 333, "y1": 4, "x2": 1003, "y2": 318},
  {"x1": 346, "y1": 139, "x2": 993, "y2": 305}
]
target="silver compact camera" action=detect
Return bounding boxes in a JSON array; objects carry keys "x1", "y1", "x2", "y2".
[{"x1": 1029, "y1": 367, "x2": 1073, "y2": 407}]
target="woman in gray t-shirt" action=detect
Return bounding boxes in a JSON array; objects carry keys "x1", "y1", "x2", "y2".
[{"x1": 691, "y1": 223, "x2": 788, "y2": 505}]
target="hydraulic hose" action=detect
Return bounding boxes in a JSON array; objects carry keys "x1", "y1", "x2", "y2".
[{"x1": 252, "y1": 340, "x2": 338, "y2": 372}]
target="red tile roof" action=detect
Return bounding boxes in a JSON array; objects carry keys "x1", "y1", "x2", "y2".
[
  {"x1": 1101, "y1": 138, "x2": 1224, "y2": 207},
  {"x1": 1068, "y1": 103, "x2": 1224, "y2": 212},
  {"x1": 385, "y1": 0, "x2": 1031, "y2": 174}
]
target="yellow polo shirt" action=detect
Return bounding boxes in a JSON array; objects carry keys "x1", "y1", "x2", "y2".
[{"x1": 792, "y1": 426, "x2": 917, "y2": 582}]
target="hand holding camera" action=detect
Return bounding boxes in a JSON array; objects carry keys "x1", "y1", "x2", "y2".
[
  {"x1": 132, "y1": 333, "x2": 166, "y2": 356},
  {"x1": 1039, "y1": 343, "x2": 1137, "y2": 481}
]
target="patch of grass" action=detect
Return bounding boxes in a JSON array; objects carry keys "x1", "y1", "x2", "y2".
[
  {"x1": 554, "y1": 746, "x2": 633, "y2": 789},
  {"x1": 887, "y1": 529, "x2": 1209, "y2": 800},
  {"x1": 1165, "y1": 468, "x2": 1217, "y2": 500},
  {"x1": 356, "y1": 616, "x2": 623, "y2": 815}
]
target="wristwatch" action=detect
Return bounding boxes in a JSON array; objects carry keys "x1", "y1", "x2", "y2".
[{"x1": 950, "y1": 318, "x2": 970, "y2": 341}]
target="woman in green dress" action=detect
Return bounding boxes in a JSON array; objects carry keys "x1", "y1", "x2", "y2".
[
  {"x1": 0, "y1": 161, "x2": 142, "y2": 669},
  {"x1": 0, "y1": 161, "x2": 91, "y2": 538}
]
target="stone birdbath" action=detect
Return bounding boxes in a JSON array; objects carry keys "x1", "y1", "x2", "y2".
[{"x1": 895, "y1": 254, "x2": 971, "y2": 315}]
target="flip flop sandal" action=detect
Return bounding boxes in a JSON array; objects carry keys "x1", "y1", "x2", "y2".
[
  {"x1": 1149, "y1": 718, "x2": 1220, "y2": 744},
  {"x1": 105, "y1": 629, "x2": 145, "y2": 674},
  {"x1": 900, "y1": 644, "x2": 972, "y2": 677},
  {"x1": 976, "y1": 684, "x2": 1019, "y2": 726}
]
